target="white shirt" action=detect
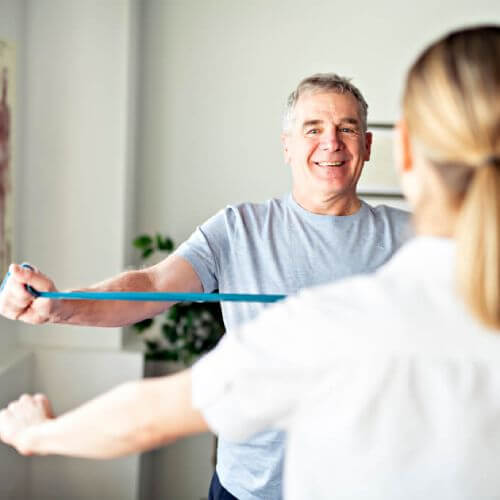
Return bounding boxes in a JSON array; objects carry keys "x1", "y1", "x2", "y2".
[{"x1": 192, "y1": 237, "x2": 500, "y2": 500}]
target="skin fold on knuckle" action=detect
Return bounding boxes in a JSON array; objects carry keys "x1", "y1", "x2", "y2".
[
  {"x1": 31, "y1": 313, "x2": 47, "y2": 325},
  {"x1": 14, "y1": 310, "x2": 27, "y2": 322},
  {"x1": 7, "y1": 309, "x2": 21, "y2": 321}
]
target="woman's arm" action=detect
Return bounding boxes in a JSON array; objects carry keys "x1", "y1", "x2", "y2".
[{"x1": 0, "y1": 370, "x2": 208, "y2": 458}]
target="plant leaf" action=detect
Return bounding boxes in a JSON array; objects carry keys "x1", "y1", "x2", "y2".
[
  {"x1": 142, "y1": 248, "x2": 154, "y2": 259},
  {"x1": 164, "y1": 237, "x2": 175, "y2": 252},
  {"x1": 133, "y1": 235, "x2": 153, "y2": 249},
  {"x1": 162, "y1": 323, "x2": 178, "y2": 343},
  {"x1": 157, "y1": 235, "x2": 175, "y2": 252},
  {"x1": 133, "y1": 318, "x2": 154, "y2": 332},
  {"x1": 145, "y1": 340, "x2": 159, "y2": 351}
]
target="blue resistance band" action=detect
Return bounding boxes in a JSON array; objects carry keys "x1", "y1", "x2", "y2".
[
  {"x1": 24, "y1": 290, "x2": 286, "y2": 303},
  {"x1": 0, "y1": 265, "x2": 286, "y2": 304}
]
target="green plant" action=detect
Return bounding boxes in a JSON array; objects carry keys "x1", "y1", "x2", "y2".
[{"x1": 132, "y1": 233, "x2": 225, "y2": 365}]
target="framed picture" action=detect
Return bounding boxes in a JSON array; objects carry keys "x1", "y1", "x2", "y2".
[
  {"x1": 357, "y1": 123, "x2": 409, "y2": 211},
  {"x1": 0, "y1": 40, "x2": 15, "y2": 275}
]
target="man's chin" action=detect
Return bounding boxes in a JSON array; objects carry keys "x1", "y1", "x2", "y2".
[{"x1": 312, "y1": 173, "x2": 348, "y2": 191}]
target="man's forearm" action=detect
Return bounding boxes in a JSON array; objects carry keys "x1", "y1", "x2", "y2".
[
  {"x1": 17, "y1": 370, "x2": 208, "y2": 459},
  {"x1": 1, "y1": 255, "x2": 201, "y2": 327},
  {"x1": 52, "y1": 268, "x2": 172, "y2": 327},
  {"x1": 49, "y1": 255, "x2": 202, "y2": 327}
]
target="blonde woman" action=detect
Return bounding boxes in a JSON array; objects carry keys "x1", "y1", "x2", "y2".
[{"x1": 0, "y1": 25, "x2": 499, "y2": 500}]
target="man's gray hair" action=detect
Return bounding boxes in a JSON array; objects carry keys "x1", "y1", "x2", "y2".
[{"x1": 283, "y1": 73, "x2": 369, "y2": 132}]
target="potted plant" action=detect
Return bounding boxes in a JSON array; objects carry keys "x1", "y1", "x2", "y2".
[{"x1": 132, "y1": 233, "x2": 225, "y2": 370}]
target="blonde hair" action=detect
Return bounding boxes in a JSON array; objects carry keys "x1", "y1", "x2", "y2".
[{"x1": 403, "y1": 26, "x2": 500, "y2": 330}]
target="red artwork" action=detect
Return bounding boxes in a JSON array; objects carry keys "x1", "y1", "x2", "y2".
[{"x1": 0, "y1": 67, "x2": 11, "y2": 273}]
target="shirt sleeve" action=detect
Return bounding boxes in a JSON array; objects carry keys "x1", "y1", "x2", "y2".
[
  {"x1": 174, "y1": 209, "x2": 230, "y2": 293},
  {"x1": 191, "y1": 294, "x2": 319, "y2": 442}
]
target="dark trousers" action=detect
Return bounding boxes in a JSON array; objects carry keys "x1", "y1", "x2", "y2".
[{"x1": 208, "y1": 471, "x2": 239, "y2": 500}]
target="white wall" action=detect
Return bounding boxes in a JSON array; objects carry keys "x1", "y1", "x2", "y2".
[
  {"x1": 0, "y1": 1, "x2": 146, "y2": 499},
  {"x1": 0, "y1": 1, "x2": 499, "y2": 499},
  {"x1": 17, "y1": 2, "x2": 147, "y2": 498},
  {"x1": 135, "y1": 2, "x2": 500, "y2": 499},
  {"x1": 19, "y1": 0, "x2": 139, "y2": 349},
  {"x1": 136, "y1": 0, "x2": 500, "y2": 246},
  {"x1": 30, "y1": 348, "x2": 144, "y2": 500},
  {"x1": 0, "y1": 349, "x2": 32, "y2": 500}
]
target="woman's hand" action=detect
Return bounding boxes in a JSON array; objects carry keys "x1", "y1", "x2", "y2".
[{"x1": 0, "y1": 394, "x2": 54, "y2": 455}]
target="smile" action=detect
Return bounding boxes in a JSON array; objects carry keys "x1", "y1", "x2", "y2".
[{"x1": 314, "y1": 161, "x2": 345, "y2": 167}]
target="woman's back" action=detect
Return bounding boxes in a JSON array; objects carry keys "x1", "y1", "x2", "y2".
[{"x1": 283, "y1": 236, "x2": 500, "y2": 499}]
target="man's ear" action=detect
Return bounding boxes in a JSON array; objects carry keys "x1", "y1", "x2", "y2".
[
  {"x1": 281, "y1": 133, "x2": 291, "y2": 164},
  {"x1": 363, "y1": 131, "x2": 373, "y2": 162},
  {"x1": 395, "y1": 120, "x2": 413, "y2": 174}
]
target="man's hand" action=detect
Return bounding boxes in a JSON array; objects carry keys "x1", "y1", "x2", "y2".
[
  {"x1": 0, "y1": 264, "x2": 58, "y2": 324},
  {"x1": 0, "y1": 394, "x2": 54, "y2": 455}
]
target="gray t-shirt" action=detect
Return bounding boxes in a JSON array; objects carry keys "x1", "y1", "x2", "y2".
[{"x1": 175, "y1": 194, "x2": 411, "y2": 500}]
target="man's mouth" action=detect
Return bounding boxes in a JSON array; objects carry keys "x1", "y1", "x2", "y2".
[{"x1": 314, "y1": 161, "x2": 345, "y2": 167}]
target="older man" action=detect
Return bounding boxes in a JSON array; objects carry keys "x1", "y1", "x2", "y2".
[{"x1": 0, "y1": 74, "x2": 410, "y2": 500}]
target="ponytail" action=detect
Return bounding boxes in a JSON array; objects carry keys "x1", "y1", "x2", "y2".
[
  {"x1": 456, "y1": 162, "x2": 500, "y2": 329},
  {"x1": 403, "y1": 26, "x2": 500, "y2": 330}
]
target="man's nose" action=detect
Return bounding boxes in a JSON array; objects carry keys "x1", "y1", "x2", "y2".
[{"x1": 319, "y1": 130, "x2": 342, "y2": 152}]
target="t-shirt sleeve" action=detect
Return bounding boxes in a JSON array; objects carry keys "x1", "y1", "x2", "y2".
[
  {"x1": 191, "y1": 294, "x2": 318, "y2": 442},
  {"x1": 174, "y1": 209, "x2": 230, "y2": 293}
]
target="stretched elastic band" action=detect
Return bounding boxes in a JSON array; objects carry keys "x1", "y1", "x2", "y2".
[
  {"x1": 1, "y1": 265, "x2": 286, "y2": 303},
  {"x1": 27, "y1": 290, "x2": 286, "y2": 303}
]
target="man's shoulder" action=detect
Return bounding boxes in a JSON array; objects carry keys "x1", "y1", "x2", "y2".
[
  {"x1": 363, "y1": 201, "x2": 411, "y2": 225},
  {"x1": 196, "y1": 196, "x2": 289, "y2": 240},
  {"x1": 216, "y1": 195, "x2": 289, "y2": 223},
  {"x1": 364, "y1": 201, "x2": 409, "y2": 216},
  {"x1": 225, "y1": 196, "x2": 287, "y2": 214}
]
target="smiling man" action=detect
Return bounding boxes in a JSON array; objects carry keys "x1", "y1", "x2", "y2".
[
  {"x1": 0, "y1": 73, "x2": 410, "y2": 500},
  {"x1": 283, "y1": 82, "x2": 372, "y2": 216}
]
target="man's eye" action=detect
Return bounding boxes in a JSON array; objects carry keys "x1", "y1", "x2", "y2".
[
  {"x1": 340, "y1": 128, "x2": 354, "y2": 133},
  {"x1": 306, "y1": 129, "x2": 320, "y2": 135}
]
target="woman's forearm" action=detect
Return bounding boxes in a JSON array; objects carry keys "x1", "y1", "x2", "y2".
[{"x1": 16, "y1": 370, "x2": 208, "y2": 459}]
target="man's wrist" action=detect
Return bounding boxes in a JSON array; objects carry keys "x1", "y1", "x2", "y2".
[{"x1": 50, "y1": 298, "x2": 75, "y2": 324}]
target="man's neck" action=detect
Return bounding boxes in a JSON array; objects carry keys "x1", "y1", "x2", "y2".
[{"x1": 292, "y1": 190, "x2": 362, "y2": 216}]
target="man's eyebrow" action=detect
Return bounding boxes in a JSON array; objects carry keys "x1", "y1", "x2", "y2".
[
  {"x1": 301, "y1": 117, "x2": 361, "y2": 128},
  {"x1": 302, "y1": 120, "x2": 324, "y2": 128},
  {"x1": 340, "y1": 117, "x2": 361, "y2": 126}
]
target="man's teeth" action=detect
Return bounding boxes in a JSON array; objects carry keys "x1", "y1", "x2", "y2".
[{"x1": 316, "y1": 161, "x2": 344, "y2": 166}]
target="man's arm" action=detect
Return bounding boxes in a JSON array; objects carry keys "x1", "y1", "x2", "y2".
[
  {"x1": 0, "y1": 255, "x2": 202, "y2": 327},
  {"x1": 0, "y1": 370, "x2": 209, "y2": 458}
]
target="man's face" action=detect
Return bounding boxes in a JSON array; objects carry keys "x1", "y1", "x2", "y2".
[{"x1": 282, "y1": 91, "x2": 372, "y2": 204}]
